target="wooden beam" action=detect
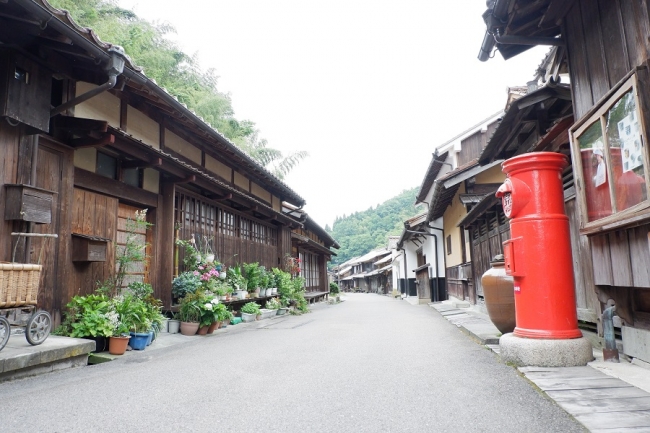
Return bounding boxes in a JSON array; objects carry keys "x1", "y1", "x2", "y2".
[
  {"x1": 74, "y1": 167, "x2": 159, "y2": 208},
  {"x1": 206, "y1": 192, "x2": 232, "y2": 201},
  {"x1": 122, "y1": 157, "x2": 163, "y2": 170},
  {"x1": 53, "y1": 116, "x2": 108, "y2": 133},
  {"x1": 70, "y1": 133, "x2": 114, "y2": 149},
  {"x1": 174, "y1": 175, "x2": 195, "y2": 184}
]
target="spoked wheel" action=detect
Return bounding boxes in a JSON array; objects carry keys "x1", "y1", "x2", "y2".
[
  {"x1": 26, "y1": 310, "x2": 51, "y2": 346},
  {"x1": 0, "y1": 317, "x2": 10, "y2": 351}
]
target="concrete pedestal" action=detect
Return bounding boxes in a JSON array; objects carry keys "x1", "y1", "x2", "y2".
[{"x1": 499, "y1": 332, "x2": 594, "y2": 367}]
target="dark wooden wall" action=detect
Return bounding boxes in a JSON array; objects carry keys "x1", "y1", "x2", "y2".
[
  {"x1": 457, "y1": 121, "x2": 499, "y2": 167},
  {"x1": 470, "y1": 207, "x2": 510, "y2": 305},
  {"x1": 70, "y1": 188, "x2": 118, "y2": 298},
  {"x1": 565, "y1": 0, "x2": 650, "y2": 119},
  {"x1": 0, "y1": 121, "x2": 20, "y2": 261},
  {"x1": 175, "y1": 188, "x2": 280, "y2": 271},
  {"x1": 563, "y1": 0, "x2": 650, "y2": 330}
]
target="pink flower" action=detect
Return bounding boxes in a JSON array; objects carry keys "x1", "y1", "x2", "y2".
[
  {"x1": 193, "y1": 271, "x2": 199, "y2": 276},
  {"x1": 198, "y1": 266, "x2": 204, "y2": 270}
]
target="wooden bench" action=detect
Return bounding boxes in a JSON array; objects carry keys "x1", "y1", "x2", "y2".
[{"x1": 303, "y1": 291, "x2": 329, "y2": 304}]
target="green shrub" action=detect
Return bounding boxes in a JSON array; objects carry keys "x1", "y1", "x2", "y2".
[
  {"x1": 172, "y1": 271, "x2": 201, "y2": 300},
  {"x1": 241, "y1": 302, "x2": 261, "y2": 315}
]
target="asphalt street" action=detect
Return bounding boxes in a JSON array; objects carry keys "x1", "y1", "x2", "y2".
[{"x1": 0, "y1": 293, "x2": 586, "y2": 432}]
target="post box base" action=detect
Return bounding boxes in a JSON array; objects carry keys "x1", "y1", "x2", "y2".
[{"x1": 499, "y1": 333, "x2": 594, "y2": 367}]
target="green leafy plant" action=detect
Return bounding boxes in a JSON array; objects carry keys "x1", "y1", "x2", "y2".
[
  {"x1": 243, "y1": 262, "x2": 261, "y2": 293},
  {"x1": 113, "y1": 293, "x2": 151, "y2": 333},
  {"x1": 172, "y1": 271, "x2": 201, "y2": 300},
  {"x1": 273, "y1": 268, "x2": 293, "y2": 306},
  {"x1": 128, "y1": 281, "x2": 154, "y2": 299},
  {"x1": 227, "y1": 264, "x2": 247, "y2": 291},
  {"x1": 241, "y1": 302, "x2": 261, "y2": 316},
  {"x1": 265, "y1": 298, "x2": 281, "y2": 310},
  {"x1": 215, "y1": 304, "x2": 233, "y2": 323},
  {"x1": 178, "y1": 292, "x2": 202, "y2": 323},
  {"x1": 176, "y1": 237, "x2": 201, "y2": 271},
  {"x1": 329, "y1": 282, "x2": 340, "y2": 295},
  {"x1": 60, "y1": 294, "x2": 113, "y2": 338},
  {"x1": 214, "y1": 280, "x2": 232, "y2": 297},
  {"x1": 259, "y1": 267, "x2": 270, "y2": 289},
  {"x1": 199, "y1": 295, "x2": 221, "y2": 327}
]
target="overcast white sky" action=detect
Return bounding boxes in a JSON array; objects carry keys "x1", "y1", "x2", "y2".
[{"x1": 117, "y1": 0, "x2": 546, "y2": 228}]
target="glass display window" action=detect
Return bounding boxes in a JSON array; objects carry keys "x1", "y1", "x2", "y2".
[{"x1": 571, "y1": 73, "x2": 650, "y2": 231}]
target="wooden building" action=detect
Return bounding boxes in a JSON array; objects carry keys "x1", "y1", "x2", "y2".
[
  {"x1": 478, "y1": 0, "x2": 650, "y2": 359},
  {"x1": 0, "y1": 0, "x2": 336, "y2": 325},
  {"x1": 403, "y1": 114, "x2": 503, "y2": 305},
  {"x1": 460, "y1": 80, "x2": 577, "y2": 312}
]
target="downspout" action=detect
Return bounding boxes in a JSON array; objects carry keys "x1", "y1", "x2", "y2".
[
  {"x1": 402, "y1": 248, "x2": 408, "y2": 297},
  {"x1": 50, "y1": 46, "x2": 126, "y2": 117},
  {"x1": 602, "y1": 301, "x2": 620, "y2": 362},
  {"x1": 428, "y1": 224, "x2": 444, "y2": 302}
]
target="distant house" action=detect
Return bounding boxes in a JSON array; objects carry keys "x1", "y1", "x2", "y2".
[{"x1": 398, "y1": 113, "x2": 504, "y2": 305}]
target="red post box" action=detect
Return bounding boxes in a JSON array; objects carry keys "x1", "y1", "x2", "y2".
[{"x1": 496, "y1": 152, "x2": 582, "y2": 339}]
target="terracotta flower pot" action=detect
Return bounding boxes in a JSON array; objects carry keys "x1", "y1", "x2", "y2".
[
  {"x1": 481, "y1": 260, "x2": 516, "y2": 334},
  {"x1": 108, "y1": 335, "x2": 130, "y2": 355},
  {"x1": 207, "y1": 321, "x2": 218, "y2": 334},
  {"x1": 180, "y1": 321, "x2": 199, "y2": 336},
  {"x1": 197, "y1": 324, "x2": 209, "y2": 335}
]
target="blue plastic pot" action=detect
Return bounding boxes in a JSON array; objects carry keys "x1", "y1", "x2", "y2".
[
  {"x1": 129, "y1": 332, "x2": 149, "y2": 350},
  {"x1": 146, "y1": 331, "x2": 153, "y2": 346}
]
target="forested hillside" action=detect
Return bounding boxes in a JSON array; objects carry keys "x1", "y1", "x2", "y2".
[{"x1": 327, "y1": 187, "x2": 422, "y2": 266}]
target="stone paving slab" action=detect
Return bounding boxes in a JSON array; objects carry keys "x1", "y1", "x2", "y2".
[
  {"x1": 429, "y1": 302, "x2": 650, "y2": 432},
  {"x1": 555, "y1": 396, "x2": 650, "y2": 415},
  {"x1": 521, "y1": 365, "x2": 650, "y2": 431},
  {"x1": 546, "y1": 386, "x2": 650, "y2": 401},
  {"x1": 575, "y1": 411, "x2": 650, "y2": 431},
  {"x1": 531, "y1": 376, "x2": 634, "y2": 391},
  {"x1": 590, "y1": 427, "x2": 650, "y2": 433},
  {"x1": 521, "y1": 365, "x2": 607, "y2": 379}
]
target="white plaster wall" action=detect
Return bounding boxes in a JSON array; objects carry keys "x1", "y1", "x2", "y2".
[{"x1": 422, "y1": 217, "x2": 445, "y2": 280}]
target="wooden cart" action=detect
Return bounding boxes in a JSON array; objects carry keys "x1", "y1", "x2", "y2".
[{"x1": 0, "y1": 232, "x2": 58, "y2": 351}]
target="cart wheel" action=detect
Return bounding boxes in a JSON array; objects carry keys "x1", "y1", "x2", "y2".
[
  {"x1": 26, "y1": 310, "x2": 51, "y2": 346},
  {"x1": 0, "y1": 317, "x2": 9, "y2": 351}
]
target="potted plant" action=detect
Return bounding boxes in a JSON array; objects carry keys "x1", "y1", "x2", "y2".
[
  {"x1": 168, "y1": 314, "x2": 181, "y2": 334},
  {"x1": 243, "y1": 262, "x2": 262, "y2": 297},
  {"x1": 106, "y1": 303, "x2": 131, "y2": 355},
  {"x1": 258, "y1": 267, "x2": 271, "y2": 297},
  {"x1": 227, "y1": 265, "x2": 248, "y2": 299},
  {"x1": 215, "y1": 280, "x2": 231, "y2": 300},
  {"x1": 58, "y1": 293, "x2": 113, "y2": 353},
  {"x1": 177, "y1": 292, "x2": 202, "y2": 335},
  {"x1": 114, "y1": 294, "x2": 151, "y2": 350},
  {"x1": 172, "y1": 271, "x2": 201, "y2": 303},
  {"x1": 198, "y1": 295, "x2": 220, "y2": 335},
  {"x1": 240, "y1": 302, "x2": 261, "y2": 322},
  {"x1": 216, "y1": 304, "x2": 233, "y2": 330}
]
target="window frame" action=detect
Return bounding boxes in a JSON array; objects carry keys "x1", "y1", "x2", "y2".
[{"x1": 570, "y1": 72, "x2": 650, "y2": 234}]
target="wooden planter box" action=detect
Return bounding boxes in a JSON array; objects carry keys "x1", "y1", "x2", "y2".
[
  {"x1": 4, "y1": 184, "x2": 55, "y2": 224},
  {"x1": 71, "y1": 233, "x2": 111, "y2": 262}
]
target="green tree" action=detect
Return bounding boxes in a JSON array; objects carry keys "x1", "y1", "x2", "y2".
[
  {"x1": 328, "y1": 187, "x2": 422, "y2": 266},
  {"x1": 49, "y1": 0, "x2": 307, "y2": 177}
]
